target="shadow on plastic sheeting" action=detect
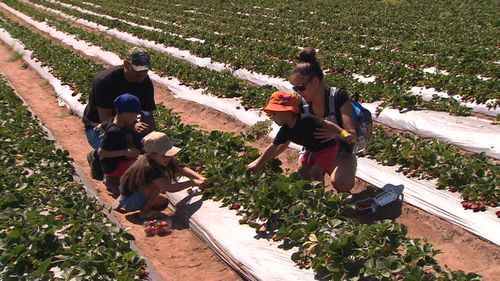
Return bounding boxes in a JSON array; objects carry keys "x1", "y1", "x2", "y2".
[{"x1": 344, "y1": 185, "x2": 404, "y2": 223}]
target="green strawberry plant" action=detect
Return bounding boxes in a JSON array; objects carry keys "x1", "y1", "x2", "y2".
[{"x1": 0, "y1": 77, "x2": 146, "y2": 279}]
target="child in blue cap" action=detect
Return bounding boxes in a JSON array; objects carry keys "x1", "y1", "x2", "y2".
[{"x1": 98, "y1": 93, "x2": 142, "y2": 194}]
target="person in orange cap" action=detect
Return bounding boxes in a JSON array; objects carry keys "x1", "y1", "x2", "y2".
[
  {"x1": 247, "y1": 91, "x2": 354, "y2": 192},
  {"x1": 113, "y1": 131, "x2": 206, "y2": 219}
]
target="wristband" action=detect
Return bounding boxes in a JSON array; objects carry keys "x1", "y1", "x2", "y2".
[{"x1": 340, "y1": 130, "x2": 351, "y2": 139}]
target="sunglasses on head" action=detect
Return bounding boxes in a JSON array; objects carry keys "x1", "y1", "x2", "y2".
[{"x1": 292, "y1": 77, "x2": 313, "y2": 93}]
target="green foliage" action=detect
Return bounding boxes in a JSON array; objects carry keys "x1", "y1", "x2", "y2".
[
  {"x1": 365, "y1": 127, "x2": 499, "y2": 206},
  {"x1": 152, "y1": 106, "x2": 482, "y2": 280},
  {"x1": 20, "y1": 0, "x2": 498, "y2": 113},
  {"x1": 0, "y1": 77, "x2": 146, "y2": 278}
]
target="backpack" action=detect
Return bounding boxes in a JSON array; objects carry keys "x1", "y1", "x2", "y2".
[{"x1": 302, "y1": 87, "x2": 373, "y2": 155}]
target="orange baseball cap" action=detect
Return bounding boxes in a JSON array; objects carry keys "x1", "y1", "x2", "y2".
[{"x1": 264, "y1": 91, "x2": 300, "y2": 114}]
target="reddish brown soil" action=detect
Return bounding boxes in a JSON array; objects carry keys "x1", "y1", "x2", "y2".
[{"x1": 0, "y1": 27, "x2": 498, "y2": 281}]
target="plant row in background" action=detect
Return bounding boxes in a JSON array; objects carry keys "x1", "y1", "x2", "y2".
[
  {"x1": 0, "y1": 77, "x2": 147, "y2": 279},
  {"x1": 153, "y1": 105, "x2": 481, "y2": 280},
  {"x1": 0, "y1": 8, "x2": 495, "y2": 208},
  {"x1": 366, "y1": 127, "x2": 499, "y2": 207},
  {"x1": 29, "y1": 0, "x2": 499, "y2": 108},
  {"x1": 21, "y1": 0, "x2": 482, "y2": 115}
]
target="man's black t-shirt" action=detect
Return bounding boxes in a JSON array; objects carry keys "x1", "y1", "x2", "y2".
[
  {"x1": 99, "y1": 122, "x2": 138, "y2": 174},
  {"x1": 82, "y1": 65, "x2": 155, "y2": 130},
  {"x1": 273, "y1": 114, "x2": 337, "y2": 152}
]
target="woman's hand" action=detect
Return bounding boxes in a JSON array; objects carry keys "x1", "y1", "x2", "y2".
[{"x1": 313, "y1": 126, "x2": 337, "y2": 143}]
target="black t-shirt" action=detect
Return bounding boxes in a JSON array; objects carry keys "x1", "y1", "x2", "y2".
[
  {"x1": 82, "y1": 65, "x2": 155, "y2": 130},
  {"x1": 299, "y1": 87, "x2": 349, "y2": 127},
  {"x1": 273, "y1": 114, "x2": 337, "y2": 152},
  {"x1": 299, "y1": 87, "x2": 352, "y2": 152},
  {"x1": 99, "y1": 122, "x2": 139, "y2": 174}
]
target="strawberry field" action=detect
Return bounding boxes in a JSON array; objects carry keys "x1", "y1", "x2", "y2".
[{"x1": 0, "y1": 0, "x2": 498, "y2": 280}]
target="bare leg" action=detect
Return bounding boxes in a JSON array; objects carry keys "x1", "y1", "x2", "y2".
[{"x1": 327, "y1": 152, "x2": 357, "y2": 193}]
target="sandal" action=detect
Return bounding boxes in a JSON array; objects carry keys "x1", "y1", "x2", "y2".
[{"x1": 355, "y1": 184, "x2": 405, "y2": 213}]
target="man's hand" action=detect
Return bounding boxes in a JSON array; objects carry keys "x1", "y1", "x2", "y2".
[{"x1": 134, "y1": 122, "x2": 151, "y2": 134}]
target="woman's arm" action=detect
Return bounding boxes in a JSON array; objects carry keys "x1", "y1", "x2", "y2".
[
  {"x1": 313, "y1": 101, "x2": 356, "y2": 144},
  {"x1": 247, "y1": 142, "x2": 289, "y2": 172}
]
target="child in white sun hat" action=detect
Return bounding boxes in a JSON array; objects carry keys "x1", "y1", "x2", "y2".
[{"x1": 113, "y1": 131, "x2": 206, "y2": 219}]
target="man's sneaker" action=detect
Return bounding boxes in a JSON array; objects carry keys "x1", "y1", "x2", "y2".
[{"x1": 87, "y1": 150, "x2": 103, "y2": 180}]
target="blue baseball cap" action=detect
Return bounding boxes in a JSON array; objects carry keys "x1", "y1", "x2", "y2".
[{"x1": 113, "y1": 93, "x2": 141, "y2": 113}]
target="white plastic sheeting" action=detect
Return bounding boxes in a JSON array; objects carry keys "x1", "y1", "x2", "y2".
[
  {"x1": 0, "y1": 29, "x2": 85, "y2": 116},
  {"x1": 12, "y1": 2, "x2": 500, "y2": 160},
  {"x1": 362, "y1": 103, "x2": 500, "y2": 159},
  {"x1": 357, "y1": 158, "x2": 500, "y2": 245},
  {"x1": 167, "y1": 185, "x2": 316, "y2": 281},
  {"x1": 29, "y1": 0, "x2": 500, "y2": 117},
  {"x1": 0, "y1": 6, "x2": 498, "y2": 246}
]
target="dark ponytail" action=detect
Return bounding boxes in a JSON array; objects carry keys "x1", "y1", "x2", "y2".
[{"x1": 292, "y1": 47, "x2": 324, "y2": 81}]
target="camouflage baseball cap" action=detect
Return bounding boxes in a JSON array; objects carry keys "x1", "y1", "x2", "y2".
[{"x1": 125, "y1": 47, "x2": 151, "y2": 71}]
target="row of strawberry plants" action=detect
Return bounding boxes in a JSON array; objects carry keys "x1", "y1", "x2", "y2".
[
  {"x1": 6, "y1": 0, "x2": 465, "y2": 116},
  {"x1": 24, "y1": 0, "x2": 479, "y2": 114},
  {"x1": 153, "y1": 105, "x2": 481, "y2": 280},
  {"x1": 0, "y1": 76, "x2": 147, "y2": 279},
  {"x1": 0, "y1": 12, "x2": 103, "y2": 102},
  {"x1": 71, "y1": 0, "x2": 498, "y2": 79},
  {"x1": 1, "y1": 5, "x2": 496, "y2": 208},
  {"x1": 46, "y1": 0, "x2": 499, "y2": 106},
  {"x1": 0, "y1": 1, "x2": 274, "y2": 107},
  {"x1": 365, "y1": 127, "x2": 499, "y2": 207},
  {"x1": 50, "y1": 0, "x2": 499, "y2": 105}
]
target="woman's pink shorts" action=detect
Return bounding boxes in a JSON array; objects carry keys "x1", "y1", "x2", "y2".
[{"x1": 299, "y1": 144, "x2": 339, "y2": 172}]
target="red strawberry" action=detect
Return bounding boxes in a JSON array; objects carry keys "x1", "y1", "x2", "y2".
[
  {"x1": 495, "y1": 210, "x2": 500, "y2": 218},
  {"x1": 229, "y1": 203, "x2": 241, "y2": 210},
  {"x1": 461, "y1": 201, "x2": 472, "y2": 209},
  {"x1": 144, "y1": 226, "x2": 155, "y2": 237},
  {"x1": 138, "y1": 266, "x2": 149, "y2": 278},
  {"x1": 471, "y1": 204, "x2": 480, "y2": 212},
  {"x1": 55, "y1": 214, "x2": 64, "y2": 220},
  {"x1": 478, "y1": 204, "x2": 486, "y2": 211},
  {"x1": 148, "y1": 220, "x2": 157, "y2": 227},
  {"x1": 159, "y1": 221, "x2": 168, "y2": 227}
]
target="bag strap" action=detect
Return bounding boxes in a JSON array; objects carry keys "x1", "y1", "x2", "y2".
[
  {"x1": 328, "y1": 87, "x2": 338, "y2": 115},
  {"x1": 301, "y1": 97, "x2": 310, "y2": 113}
]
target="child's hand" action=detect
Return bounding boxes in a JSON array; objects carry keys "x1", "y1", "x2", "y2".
[
  {"x1": 192, "y1": 177, "x2": 206, "y2": 188},
  {"x1": 247, "y1": 160, "x2": 262, "y2": 172}
]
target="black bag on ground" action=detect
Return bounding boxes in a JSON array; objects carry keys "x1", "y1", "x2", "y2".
[{"x1": 87, "y1": 149, "x2": 104, "y2": 180}]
